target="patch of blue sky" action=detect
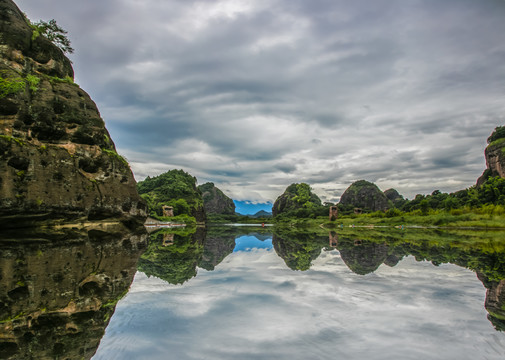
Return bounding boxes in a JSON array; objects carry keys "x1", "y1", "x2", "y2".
[{"x1": 233, "y1": 236, "x2": 273, "y2": 252}]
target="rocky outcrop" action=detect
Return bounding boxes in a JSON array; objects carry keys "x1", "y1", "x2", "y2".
[
  {"x1": 0, "y1": 224, "x2": 147, "y2": 359},
  {"x1": 339, "y1": 180, "x2": 391, "y2": 212},
  {"x1": 0, "y1": 0, "x2": 146, "y2": 228},
  {"x1": 272, "y1": 183, "x2": 321, "y2": 217},
  {"x1": 477, "y1": 126, "x2": 505, "y2": 185},
  {"x1": 198, "y1": 182, "x2": 235, "y2": 215},
  {"x1": 384, "y1": 188, "x2": 405, "y2": 208}
]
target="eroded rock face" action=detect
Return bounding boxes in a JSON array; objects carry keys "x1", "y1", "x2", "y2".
[
  {"x1": 198, "y1": 182, "x2": 235, "y2": 215},
  {"x1": 339, "y1": 180, "x2": 391, "y2": 212},
  {"x1": 0, "y1": 0, "x2": 146, "y2": 228},
  {"x1": 477, "y1": 140, "x2": 505, "y2": 185},
  {"x1": 0, "y1": 224, "x2": 147, "y2": 359}
]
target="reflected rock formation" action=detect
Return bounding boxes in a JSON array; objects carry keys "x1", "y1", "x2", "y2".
[
  {"x1": 332, "y1": 231, "x2": 505, "y2": 331},
  {"x1": 337, "y1": 238, "x2": 390, "y2": 275},
  {"x1": 272, "y1": 232, "x2": 328, "y2": 271},
  {"x1": 0, "y1": 225, "x2": 147, "y2": 360},
  {"x1": 137, "y1": 227, "x2": 206, "y2": 284},
  {"x1": 198, "y1": 232, "x2": 235, "y2": 271},
  {"x1": 477, "y1": 273, "x2": 505, "y2": 331}
]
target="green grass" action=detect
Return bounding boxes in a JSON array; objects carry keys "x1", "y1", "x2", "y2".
[{"x1": 278, "y1": 208, "x2": 505, "y2": 230}]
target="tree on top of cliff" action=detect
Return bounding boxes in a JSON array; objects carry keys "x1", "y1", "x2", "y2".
[
  {"x1": 24, "y1": 15, "x2": 74, "y2": 54},
  {"x1": 487, "y1": 126, "x2": 505, "y2": 145}
]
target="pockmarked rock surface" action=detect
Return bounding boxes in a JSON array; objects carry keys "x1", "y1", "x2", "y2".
[{"x1": 0, "y1": 0, "x2": 146, "y2": 228}]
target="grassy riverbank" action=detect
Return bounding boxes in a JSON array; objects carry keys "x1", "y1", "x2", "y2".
[{"x1": 276, "y1": 207, "x2": 505, "y2": 230}]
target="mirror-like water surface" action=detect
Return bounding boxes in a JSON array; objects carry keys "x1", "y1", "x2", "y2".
[
  {"x1": 2, "y1": 226, "x2": 505, "y2": 359},
  {"x1": 91, "y1": 227, "x2": 505, "y2": 360}
]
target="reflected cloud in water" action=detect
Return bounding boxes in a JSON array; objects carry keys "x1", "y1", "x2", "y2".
[{"x1": 94, "y1": 227, "x2": 505, "y2": 360}]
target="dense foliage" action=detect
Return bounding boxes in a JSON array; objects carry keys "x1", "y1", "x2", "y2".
[
  {"x1": 487, "y1": 126, "x2": 505, "y2": 144},
  {"x1": 137, "y1": 169, "x2": 204, "y2": 219},
  {"x1": 273, "y1": 183, "x2": 323, "y2": 218},
  {"x1": 398, "y1": 177, "x2": 505, "y2": 214}
]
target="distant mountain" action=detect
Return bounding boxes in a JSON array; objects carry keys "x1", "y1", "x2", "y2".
[{"x1": 251, "y1": 210, "x2": 272, "y2": 218}]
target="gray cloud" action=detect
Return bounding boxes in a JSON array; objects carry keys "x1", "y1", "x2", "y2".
[{"x1": 16, "y1": 0, "x2": 505, "y2": 202}]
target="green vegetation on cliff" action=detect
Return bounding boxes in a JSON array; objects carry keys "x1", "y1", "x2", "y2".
[
  {"x1": 137, "y1": 169, "x2": 205, "y2": 222},
  {"x1": 273, "y1": 183, "x2": 324, "y2": 218},
  {"x1": 487, "y1": 126, "x2": 505, "y2": 145}
]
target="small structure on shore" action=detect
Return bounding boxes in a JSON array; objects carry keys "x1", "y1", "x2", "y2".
[
  {"x1": 329, "y1": 206, "x2": 338, "y2": 221},
  {"x1": 162, "y1": 205, "x2": 174, "y2": 217}
]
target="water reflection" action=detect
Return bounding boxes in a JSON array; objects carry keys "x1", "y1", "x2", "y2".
[
  {"x1": 0, "y1": 224, "x2": 147, "y2": 360},
  {"x1": 137, "y1": 227, "x2": 206, "y2": 284},
  {"x1": 92, "y1": 226, "x2": 505, "y2": 359},
  {"x1": 137, "y1": 226, "x2": 505, "y2": 335},
  {"x1": 328, "y1": 229, "x2": 505, "y2": 331}
]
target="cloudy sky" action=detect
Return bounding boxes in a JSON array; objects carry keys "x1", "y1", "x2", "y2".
[{"x1": 17, "y1": 0, "x2": 505, "y2": 203}]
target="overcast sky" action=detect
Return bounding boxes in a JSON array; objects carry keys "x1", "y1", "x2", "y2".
[{"x1": 17, "y1": 0, "x2": 505, "y2": 203}]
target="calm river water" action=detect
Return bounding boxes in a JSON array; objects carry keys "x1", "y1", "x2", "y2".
[
  {"x1": 2, "y1": 225, "x2": 505, "y2": 359},
  {"x1": 93, "y1": 226, "x2": 505, "y2": 360}
]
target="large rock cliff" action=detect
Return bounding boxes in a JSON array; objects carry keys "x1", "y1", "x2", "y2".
[
  {"x1": 198, "y1": 182, "x2": 235, "y2": 215},
  {"x1": 0, "y1": 0, "x2": 146, "y2": 228},
  {"x1": 339, "y1": 180, "x2": 391, "y2": 212},
  {"x1": 477, "y1": 126, "x2": 505, "y2": 186}
]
